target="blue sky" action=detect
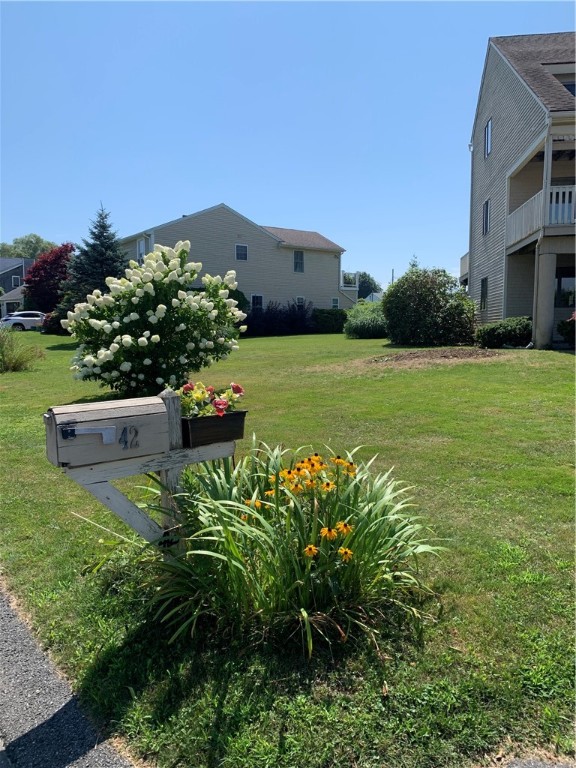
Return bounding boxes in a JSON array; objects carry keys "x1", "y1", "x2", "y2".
[{"x1": 1, "y1": 1, "x2": 573, "y2": 288}]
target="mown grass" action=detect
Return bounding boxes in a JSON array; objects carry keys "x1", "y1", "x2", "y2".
[{"x1": 0, "y1": 332, "x2": 573, "y2": 768}]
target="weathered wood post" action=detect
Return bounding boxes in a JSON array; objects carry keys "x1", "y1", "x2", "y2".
[{"x1": 158, "y1": 389, "x2": 183, "y2": 530}]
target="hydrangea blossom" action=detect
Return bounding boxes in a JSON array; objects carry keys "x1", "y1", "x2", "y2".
[{"x1": 63, "y1": 240, "x2": 247, "y2": 396}]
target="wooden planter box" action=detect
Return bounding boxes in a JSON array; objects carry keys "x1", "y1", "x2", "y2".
[{"x1": 181, "y1": 411, "x2": 247, "y2": 449}]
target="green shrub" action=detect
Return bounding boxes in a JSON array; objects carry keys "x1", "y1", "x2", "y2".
[
  {"x1": 149, "y1": 440, "x2": 438, "y2": 656},
  {"x1": 312, "y1": 308, "x2": 347, "y2": 333},
  {"x1": 476, "y1": 316, "x2": 532, "y2": 348},
  {"x1": 244, "y1": 300, "x2": 316, "y2": 336},
  {"x1": 557, "y1": 312, "x2": 575, "y2": 348},
  {"x1": 344, "y1": 301, "x2": 388, "y2": 339},
  {"x1": 0, "y1": 328, "x2": 45, "y2": 372},
  {"x1": 41, "y1": 312, "x2": 69, "y2": 335},
  {"x1": 382, "y1": 264, "x2": 475, "y2": 346},
  {"x1": 62, "y1": 241, "x2": 246, "y2": 396}
]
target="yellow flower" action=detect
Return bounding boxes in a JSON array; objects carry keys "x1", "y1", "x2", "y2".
[
  {"x1": 345, "y1": 461, "x2": 357, "y2": 476},
  {"x1": 338, "y1": 547, "x2": 353, "y2": 562},
  {"x1": 264, "y1": 489, "x2": 275, "y2": 497},
  {"x1": 320, "y1": 527, "x2": 338, "y2": 540},
  {"x1": 336, "y1": 521, "x2": 354, "y2": 536},
  {"x1": 304, "y1": 544, "x2": 319, "y2": 557},
  {"x1": 330, "y1": 455, "x2": 347, "y2": 466},
  {"x1": 290, "y1": 483, "x2": 305, "y2": 494},
  {"x1": 245, "y1": 498, "x2": 262, "y2": 509},
  {"x1": 321, "y1": 481, "x2": 336, "y2": 492},
  {"x1": 241, "y1": 513, "x2": 248, "y2": 521}
]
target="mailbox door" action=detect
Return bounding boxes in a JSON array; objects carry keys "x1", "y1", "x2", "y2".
[{"x1": 45, "y1": 397, "x2": 170, "y2": 467}]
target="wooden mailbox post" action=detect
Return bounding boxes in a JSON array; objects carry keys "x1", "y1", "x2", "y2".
[{"x1": 43, "y1": 391, "x2": 236, "y2": 544}]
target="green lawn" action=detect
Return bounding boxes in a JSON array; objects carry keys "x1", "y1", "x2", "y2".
[{"x1": 0, "y1": 332, "x2": 573, "y2": 768}]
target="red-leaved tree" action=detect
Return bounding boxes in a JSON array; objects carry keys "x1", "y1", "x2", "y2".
[{"x1": 23, "y1": 243, "x2": 75, "y2": 313}]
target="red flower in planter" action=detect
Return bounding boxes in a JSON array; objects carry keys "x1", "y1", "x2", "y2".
[
  {"x1": 230, "y1": 382, "x2": 244, "y2": 395},
  {"x1": 212, "y1": 398, "x2": 229, "y2": 416}
]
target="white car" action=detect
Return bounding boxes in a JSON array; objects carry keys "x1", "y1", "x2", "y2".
[{"x1": 0, "y1": 310, "x2": 46, "y2": 331}]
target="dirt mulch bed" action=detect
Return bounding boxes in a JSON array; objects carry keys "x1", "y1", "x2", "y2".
[{"x1": 367, "y1": 347, "x2": 503, "y2": 368}]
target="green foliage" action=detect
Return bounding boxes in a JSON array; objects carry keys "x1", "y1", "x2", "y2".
[
  {"x1": 476, "y1": 316, "x2": 532, "y2": 348},
  {"x1": 22, "y1": 243, "x2": 75, "y2": 313},
  {"x1": 0, "y1": 233, "x2": 57, "y2": 261},
  {"x1": 557, "y1": 312, "x2": 575, "y2": 348},
  {"x1": 244, "y1": 299, "x2": 315, "y2": 336},
  {"x1": 382, "y1": 265, "x2": 476, "y2": 346},
  {"x1": 344, "y1": 300, "x2": 388, "y2": 339},
  {"x1": 357, "y1": 271, "x2": 382, "y2": 300},
  {"x1": 57, "y1": 206, "x2": 127, "y2": 315},
  {"x1": 63, "y1": 241, "x2": 247, "y2": 396},
  {"x1": 41, "y1": 312, "x2": 69, "y2": 335},
  {"x1": 0, "y1": 327, "x2": 45, "y2": 372},
  {"x1": 150, "y1": 440, "x2": 438, "y2": 656},
  {"x1": 311, "y1": 308, "x2": 347, "y2": 333}
]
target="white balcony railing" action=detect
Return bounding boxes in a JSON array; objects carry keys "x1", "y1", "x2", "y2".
[
  {"x1": 547, "y1": 185, "x2": 575, "y2": 225},
  {"x1": 506, "y1": 185, "x2": 576, "y2": 247},
  {"x1": 340, "y1": 271, "x2": 359, "y2": 290}
]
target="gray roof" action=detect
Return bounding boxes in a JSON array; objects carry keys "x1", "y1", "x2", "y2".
[
  {"x1": 260, "y1": 226, "x2": 344, "y2": 253},
  {"x1": 0, "y1": 257, "x2": 34, "y2": 274},
  {"x1": 491, "y1": 32, "x2": 575, "y2": 112}
]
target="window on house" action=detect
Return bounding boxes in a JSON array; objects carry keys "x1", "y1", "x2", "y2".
[
  {"x1": 555, "y1": 267, "x2": 575, "y2": 308},
  {"x1": 332, "y1": 298, "x2": 339, "y2": 309},
  {"x1": 251, "y1": 294, "x2": 263, "y2": 311},
  {"x1": 11, "y1": 276, "x2": 22, "y2": 288},
  {"x1": 294, "y1": 250, "x2": 304, "y2": 273},
  {"x1": 482, "y1": 199, "x2": 491, "y2": 235},
  {"x1": 137, "y1": 238, "x2": 146, "y2": 265},
  {"x1": 484, "y1": 118, "x2": 492, "y2": 157},
  {"x1": 480, "y1": 277, "x2": 488, "y2": 311},
  {"x1": 295, "y1": 296, "x2": 305, "y2": 308},
  {"x1": 563, "y1": 82, "x2": 576, "y2": 95},
  {"x1": 236, "y1": 244, "x2": 248, "y2": 261}
]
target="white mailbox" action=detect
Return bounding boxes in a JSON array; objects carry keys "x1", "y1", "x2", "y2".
[{"x1": 44, "y1": 396, "x2": 170, "y2": 468}]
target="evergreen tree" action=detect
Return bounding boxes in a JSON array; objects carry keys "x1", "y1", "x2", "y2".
[{"x1": 58, "y1": 206, "x2": 127, "y2": 313}]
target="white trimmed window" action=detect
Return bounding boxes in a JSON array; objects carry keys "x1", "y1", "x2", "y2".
[
  {"x1": 482, "y1": 199, "x2": 491, "y2": 235},
  {"x1": 136, "y1": 235, "x2": 152, "y2": 265},
  {"x1": 251, "y1": 294, "x2": 263, "y2": 310},
  {"x1": 480, "y1": 277, "x2": 488, "y2": 311},
  {"x1": 484, "y1": 118, "x2": 492, "y2": 158},
  {"x1": 236, "y1": 244, "x2": 248, "y2": 261},
  {"x1": 12, "y1": 276, "x2": 22, "y2": 288},
  {"x1": 294, "y1": 250, "x2": 304, "y2": 273},
  {"x1": 332, "y1": 298, "x2": 339, "y2": 309},
  {"x1": 296, "y1": 296, "x2": 305, "y2": 307}
]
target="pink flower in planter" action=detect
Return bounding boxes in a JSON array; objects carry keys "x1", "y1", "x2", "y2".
[
  {"x1": 230, "y1": 382, "x2": 244, "y2": 395},
  {"x1": 212, "y1": 398, "x2": 229, "y2": 416},
  {"x1": 182, "y1": 382, "x2": 194, "y2": 393}
]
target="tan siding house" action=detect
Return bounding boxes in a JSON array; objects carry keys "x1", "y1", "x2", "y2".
[
  {"x1": 467, "y1": 32, "x2": 575, "y2": 347},
  {"x1": 120, "y1": 204, "x2": 357, "y2": 310}
]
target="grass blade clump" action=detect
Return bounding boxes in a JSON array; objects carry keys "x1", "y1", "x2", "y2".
[
  {"x1": 0, "y1": 328, "x2": 45, "y2": 372},
  {"x1": 150, "y1": 438, "x2": 440, "y2": 655}
]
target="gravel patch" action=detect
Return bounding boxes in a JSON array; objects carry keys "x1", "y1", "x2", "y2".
[{"x1": 0, "y1": 590, "x2": 135, "y2": 768}]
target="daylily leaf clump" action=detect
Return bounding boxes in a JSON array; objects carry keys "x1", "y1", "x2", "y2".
[
  {"x1": 62, "y1": 241, "x2": 247, "y2": 396},
  {"x1": 150, "y1": 440, "x2": 440, "y2": 656}
]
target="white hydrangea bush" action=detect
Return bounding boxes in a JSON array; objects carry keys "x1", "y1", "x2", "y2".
[{"x1": 62, "y1": 241, "x2": 247, "y2": 396}]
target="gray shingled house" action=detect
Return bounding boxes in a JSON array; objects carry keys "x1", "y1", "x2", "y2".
[
  {"x1": 120, "y1": 203, "x2": 358, "y2": 311},
  {"x1": 467, "y1": 32, "x2": 575, "y2": 347}
]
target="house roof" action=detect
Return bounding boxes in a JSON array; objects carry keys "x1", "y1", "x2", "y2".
[
  {"x1": 0, "y1": 285, "x2": 24, "y2": 303},
  {"x1": 0, "y1": 257, "x2": 33, "y2": 274},
  {"x1": 121, "y1": 203, "x2": 345, "y2": 254},
  {"x1": 260, "y1": 226, "x2": 344, "y2": 253},
  {"x1": 490, "y1": 32, "x2": 575, "y2": 113}
]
